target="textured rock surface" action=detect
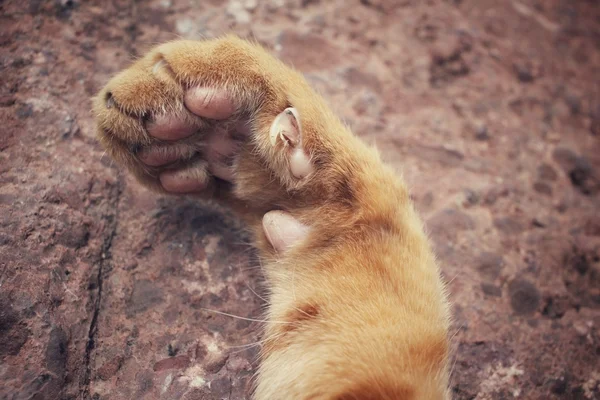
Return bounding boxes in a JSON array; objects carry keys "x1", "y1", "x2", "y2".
[{"x1": 1, "y1": 0, "x2": 599, "y2": 399}]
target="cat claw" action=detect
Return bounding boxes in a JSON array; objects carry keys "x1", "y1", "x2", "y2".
[
  {"x1": 270, "y1": 107, "x2": 300, "y2": 147},
  {"x1": 269, "y1": 107, "x2": 313, "y2": 179}
]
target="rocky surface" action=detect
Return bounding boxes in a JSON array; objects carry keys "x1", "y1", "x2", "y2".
[{"x1": 1, "y1": 0, "x2": 599, "y2": 399}]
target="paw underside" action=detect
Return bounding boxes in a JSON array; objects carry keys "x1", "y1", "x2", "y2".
[{"x1": 94, "y1": 39, "x2": 314, "y2": 201}]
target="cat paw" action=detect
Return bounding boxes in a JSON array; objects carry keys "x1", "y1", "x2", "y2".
[{"x1": 93, "y1": 37, "x2": 313, "y2": 199}]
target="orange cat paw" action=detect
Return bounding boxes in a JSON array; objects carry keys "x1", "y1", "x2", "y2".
[{"x1": 93, "y1": 37, "x2": 315, "y2": 203}]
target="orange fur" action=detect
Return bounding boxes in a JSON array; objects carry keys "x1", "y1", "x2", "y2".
[{"x1": 93, "y1": 35, "x2": 451, "y2": 400}]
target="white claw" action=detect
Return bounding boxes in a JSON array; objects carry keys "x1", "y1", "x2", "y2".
[
  {"x1": 152, "y1": 59, "x2": 167, "y2": 74},
  {"x1": 268, "y1": 107, "x2": 313, "y2": 179},
  {"x1": 269, "y1": 107, "x2": 301, "y2": 147}
]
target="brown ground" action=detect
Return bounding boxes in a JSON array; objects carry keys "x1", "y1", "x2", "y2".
[{"x1": 1, "y1": 0, "x2": 599, "y2": 399}]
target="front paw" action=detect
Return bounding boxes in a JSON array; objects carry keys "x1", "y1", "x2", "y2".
[
  {"x1": 93, "y1": 53, "x2": 248, "y2": 194},
  {"x1": 93, "y1": 38, "x2": 315, "y2": 200}
]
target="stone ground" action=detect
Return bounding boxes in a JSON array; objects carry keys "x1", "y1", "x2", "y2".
[{"x1": 1, "y1": 0, "x2": 599, "y2": 399}]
